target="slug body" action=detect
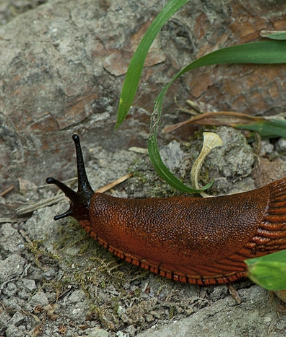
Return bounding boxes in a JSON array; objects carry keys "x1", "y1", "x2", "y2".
[{"x1": 47, "y1": 135, "x2": 286, "y2": 285}]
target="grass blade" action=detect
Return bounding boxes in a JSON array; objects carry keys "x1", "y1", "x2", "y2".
[{"x1": 116, "y1": 0, "x2": 190, "y2": 128}]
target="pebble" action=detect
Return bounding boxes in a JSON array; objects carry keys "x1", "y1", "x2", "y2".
[
  {"x1": 10, "y1": 312, "x2": 25, "y2": 326},
  {"x1": 2, "y1": 282, "x2": 17, "y2": 297},
  {"x1": 276, "y1": 137, "x2": 286, "y2": 152},
  {"x1": 0, "y1": 311, "x2": 11, "y2": 331},
  {"x1": 17, "y1": 278, "x2": 36, "y2": 292},
  {"x1": 0, "y1": 224, "x2": 25, "y2": 255},
  {"x1": 29, "y1": 291, "x2": 49, "y2": 307},
  {"x1": 0, "y1": 254, "x2": 25, "y2": 283},
  {"x1": 87, "y1": 327, "x2": 109, "y2": 337},
  {"x1": 68, "y1": 289, "x2": 86, "y2": 303}
]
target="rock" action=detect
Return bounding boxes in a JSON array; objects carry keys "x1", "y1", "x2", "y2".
[
  {"x1": 29, "y1": 291, "x2": 49, "y2": 307},
  {"x1": 0, "y1": 223, "x2": 25, "y2": 255},
  {"x1": 87, "y1": 327, "x2": 109, "y2": 337},
  {"x1": 0, "y1": 254, "x2": 25, "y2": 283}
]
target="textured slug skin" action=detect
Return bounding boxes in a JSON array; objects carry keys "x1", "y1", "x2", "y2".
[
  {"x1": 47, "y1": 135, "x2": 286, "y2": 285},
  {"x1": 78, "y1": 177, "x2": 286, "y2": 285}
]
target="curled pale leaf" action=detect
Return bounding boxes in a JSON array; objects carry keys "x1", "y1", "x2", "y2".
[
  {"x1": 191, "y1": 132, "x2": 223, "y2": 197},
  {"x1": 260, "y1": 30, "x2": 286, "y2": 40}
]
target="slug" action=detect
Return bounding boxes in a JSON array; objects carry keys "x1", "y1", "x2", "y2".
[{"x1": 46, "y1": 134, "x2": 286, "y2": 285}]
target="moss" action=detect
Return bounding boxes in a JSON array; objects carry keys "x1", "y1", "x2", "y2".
[{"x1": 26, "y1": 239, "x2": 60, "y2": 271}]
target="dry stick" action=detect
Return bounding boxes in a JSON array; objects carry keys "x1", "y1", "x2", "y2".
[
  {"x1": 228, "y1": 284, "x2": 242, "y2": 304},
  {"x1": 0, "y1": 185, "x2": 14, "y2": 197},
  {"x1": 95, "y1": 173, "x2": 133, "y2": 193}
]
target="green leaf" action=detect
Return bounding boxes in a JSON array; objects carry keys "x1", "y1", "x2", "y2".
[
  {"x1": 235, "y1": 118, "x2": 286, "y2": 138},
  {"x1": 246, "y1": 250, "x2": 286, "y2": 290},
  {"x1": 116, "y1": 0, "x2": 190, "y2": 128}
]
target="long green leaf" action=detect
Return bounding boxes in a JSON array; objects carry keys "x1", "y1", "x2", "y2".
[
  {"x1": 148, "y1": 41, "x2": 286, "y2": 192},
  {"x1": 235, "y1": 118, "x2": 286, "y2": 138},
  {"x1": 116, "y1": 0, "x2": 189, "y2": 128}
]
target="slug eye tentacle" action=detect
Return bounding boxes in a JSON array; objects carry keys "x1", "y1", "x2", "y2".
[{"x1": 46, "y1": 134, "x2": 94, "y2": 222}]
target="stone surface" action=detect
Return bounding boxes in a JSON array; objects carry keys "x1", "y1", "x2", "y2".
[
  {"x1": 0, "y1": 0, "x2": 286, "y2": 188},
  {"x1": 137, "y1": 286, "x2": 286, "y2": 337},
  {"x1": 0, "y1": 254, "x2": 25, "y2": 283}
]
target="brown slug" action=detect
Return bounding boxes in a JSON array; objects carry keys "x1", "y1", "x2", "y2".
[{"x1": 46, "y1": 134, "x2": 286, "y2": 285}]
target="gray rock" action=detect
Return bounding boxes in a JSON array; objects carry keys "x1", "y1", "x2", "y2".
[
  {"x1": 68, "y1": 289, "x2": 86, "y2": 303},
  {"x1": 276, "y1": 137, "x2": 286, "y2": 152},
  {"x1": 0, "y1": 254, "x2": 25, "y2": 283},
  {"x1": 2, "y1": 281, "x2": 17, "y2": 297},
  {"x1": 207, "y1": 126, "x2": 255, "y2": 178},
  {"x1": 17, "y1": 278, "x2": 36, "y2": 292},
  {"x1": 5, "y1": 324, "x2": 26, "y2": 337},
  {"x1": 29, "y1": 291, "x2": 49, "y2": 307},
  {"x1": 63, "y1": 290, "x2": 89, "y2": 321},
  {"x1": 87, "y1": 327, "x2": 109, "y2": 337},
  {"x1": 0, "y1": 223, "x2": 25, "y2": 255},
  {"x1": 10, "y1": 312, "x2": 25, "y2": 327},
  {"x1": 136, "y1": 286, "x2": 285, "y2": 337},
  {"x1": 0, "y1": 310, "x2": 11, "y2": 331},
  {"x1": 160, "y1": 140, "x2": 185, "y2": 172}
]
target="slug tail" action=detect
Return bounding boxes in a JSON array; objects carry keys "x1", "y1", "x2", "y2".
[
  {"x1": 254, "y1": 177, "x2": 286, "y2": 252},
  {"x1": 46, "y1": 134, "x2": 94, "y2": 222}
]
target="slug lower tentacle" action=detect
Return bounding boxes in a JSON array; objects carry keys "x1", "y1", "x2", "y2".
[{"x1": 46, "y1": 134, "x2": 286, "y2": 285}]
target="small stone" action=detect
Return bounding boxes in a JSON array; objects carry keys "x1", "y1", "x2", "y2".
[
  {"x1": 276, "y1": 137, "x2": 286, "y2": 152},
  {"x1": 117, "y1": 305, "x2": 125, "y2": 315},
  {"x1": 10, "y1": 312, "x2": 25, "y2": 326},
  {"x1": 2, "y1": 297, "x2": 23, "y2": 312},
  {"x1": 0, "y1": 310, "x2": 11, "y2": 330},
  {"x1": 160, "y1": 141, "x2": 185, "y2": 171},
  {"x1": 29, "y1": 291, "x2": 49, "y2": 307},
  {"x1": 260, "y1": 140, "x2": 274, "y2": 155},
  {"x1": 20, "y1": 278, "x2": 36, "y2": 292},
  {"x1": 264, "y1": 316, "x2": 272, "y2": 323},
  {"x1": 0, "y1": 224, "x2": 25, "y2": 254},
  {"x1": 2, "y1": 282, "x2": 17, "y2": 297},
  {"x1": 0, "y1": 254, "x2": 25, "y2": 283},
  {"x1": 116, "y1": 331, "x2": 126, "y2": 337},
  {"x1": 68, "y1": 289, "x2": 86, "y2": 303},
  {"x1": 125, "y1": 325, "x2": 136, "y2": 336},
  {"x1": 5, "y1": 324, "x2": 25, "y2": 337},
  {"x1": 87, "y1": 327, "x2": 109, "y2": 337},
  {"x1": 18, "y1": 289, "x2": 30, "y2": 300}
]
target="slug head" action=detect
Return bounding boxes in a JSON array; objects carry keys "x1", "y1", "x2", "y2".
[{"x1": 46, "y1": 134, "x2": 94, "y2": 222}]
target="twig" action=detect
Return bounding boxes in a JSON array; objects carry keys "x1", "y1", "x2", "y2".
[
  {"x1": 96, "y1": 173, "x2": 133, "y2": 193},
  {"x1": 0, "y1": 185, "x2": 14, "y2": 197}
]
